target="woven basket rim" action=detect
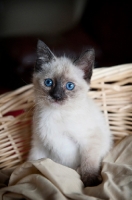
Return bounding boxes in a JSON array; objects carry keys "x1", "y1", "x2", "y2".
[{"x1": 0, "y1": 63, "x2": 132, "y2": 169}]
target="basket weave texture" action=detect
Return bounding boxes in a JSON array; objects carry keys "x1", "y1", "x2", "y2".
[{"x1": 0, "y1": 64, "x2": 132, "y2": 169}]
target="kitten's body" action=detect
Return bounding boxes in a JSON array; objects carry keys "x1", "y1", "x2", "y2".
[{"x1": 28, "y1": 41, "x2": 112, "y2": 186}]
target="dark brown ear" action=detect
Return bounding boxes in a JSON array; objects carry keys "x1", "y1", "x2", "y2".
[
  {"x1": 74, "y1": 49, "x2": 95, "y2": 81},
  {"x1": 35, "y1": 40, "x2": 55, "y2": 71}
]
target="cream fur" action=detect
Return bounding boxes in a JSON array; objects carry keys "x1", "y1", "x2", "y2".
[{"x1": 28, "y1": 54, "x2": 112, "y2": 186}]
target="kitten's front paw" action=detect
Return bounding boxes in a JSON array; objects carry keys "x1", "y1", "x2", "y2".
[{"x1": 81, "y1": 172, "x2": 102, "y2": 187}]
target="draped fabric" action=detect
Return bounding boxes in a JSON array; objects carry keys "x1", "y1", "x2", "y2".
[{"x1": 0, "y1": 136, "x2": 132, "y2": 200}]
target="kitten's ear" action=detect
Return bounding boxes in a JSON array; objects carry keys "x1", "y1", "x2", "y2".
[
  {"x1": 35, "y1": 40, "x2": 55, "y2": 71},
  {"x1": 74, "y1": 49, "x2": 95, "y2": 81}
]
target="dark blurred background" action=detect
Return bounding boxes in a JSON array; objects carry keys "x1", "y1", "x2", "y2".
[{"x1": 0, "y1": 0, "x2": 132, "y2": 92}]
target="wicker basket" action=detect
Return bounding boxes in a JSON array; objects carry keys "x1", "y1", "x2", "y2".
[{"x1": 0, "y1": 64, "x2": 132, "y2": 169}]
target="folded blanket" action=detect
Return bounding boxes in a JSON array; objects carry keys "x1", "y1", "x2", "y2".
[{"x1": 0, "y1": 136, "x2": 132, "y2": 200}]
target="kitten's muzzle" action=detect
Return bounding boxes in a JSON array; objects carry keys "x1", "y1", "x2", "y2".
[
  {"x1": 50, "y1": 87, "x2": 66, "y2": 102},
  {"x1": 49, "y1": 79, "x2": 66, "y2": 102},
  {"x1": 51, "y1": 93, "x2": 64, "y2": 101}
]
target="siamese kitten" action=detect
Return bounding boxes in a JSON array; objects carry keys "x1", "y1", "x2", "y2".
[{"x1": 28, "y1": 40, "x2": 112, "y2": 187}]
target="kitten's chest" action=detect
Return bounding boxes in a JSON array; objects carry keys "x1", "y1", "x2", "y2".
[
  {"x1": 37, "y1": 110, "x2": 80, "y2": 168},
  {"x1": 38, "y1": 108, "x2": 87, "y2": 141},
  {"x1": 38, "y1": 110, "x2": 76, "y2": 142},
  {"x1": 37, "y1": 108, "x2": 89, "y2": 160}
]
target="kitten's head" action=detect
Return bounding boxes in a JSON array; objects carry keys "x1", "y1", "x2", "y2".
[{"x1": 33, "y1": 40, "x2": 95, "y2": 107}]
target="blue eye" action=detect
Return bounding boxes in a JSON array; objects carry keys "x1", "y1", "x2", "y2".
[
  {"x1": 44, "y1": 79, "x2": 53, "y2": 87},
  {"x1": 66, "y1": 82, "x2": 75, "y2": 90}
]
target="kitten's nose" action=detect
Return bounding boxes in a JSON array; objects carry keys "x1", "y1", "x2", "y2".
[
  {"x1": 50, "y1": 89, "x2": 65, "y2": 101},
  {"x1": 52, "y1": 93, "x2": 62, "y2": 101}
]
